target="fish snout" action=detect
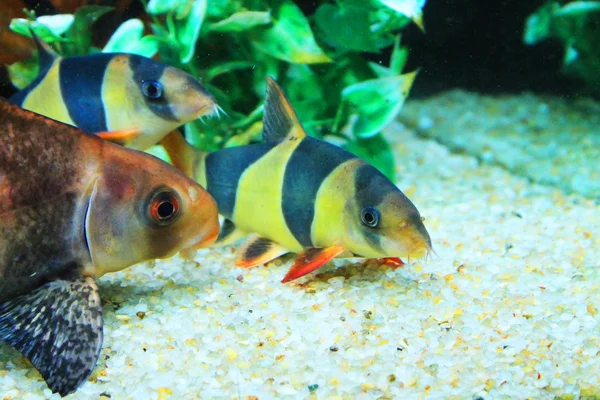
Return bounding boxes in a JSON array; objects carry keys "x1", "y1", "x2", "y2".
[{"x1": 184, "y1": 77, "x2": 217, "y2": 120}]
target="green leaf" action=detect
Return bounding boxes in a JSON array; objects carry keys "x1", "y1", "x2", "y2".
[
  {"x1": 66, "y1": 5, "x2": 114, "y2": 55},
  {"x1": 224, "y1": 121, "x2": 263, "y2": 147},
  {"x1": 315, "y1": 4, "x2": 380, "y2": 52},
  {"x1": 209, "y1": 11, "x2": 271, "y2": 32},
  {"x1": 102, "y1": 18, "x2": 159, "y2": 57},
  {"x1": 556, "y1": 1, "x2": 600, "y2": 17},
  {"x1": 175, "y1": 0, "x2": 207, "y2": 63},
  {"x1": 36, "y1": 14, "x2": 75, "y2": 36},
  {"x1": 131, "y1": 35, "x2": 161, "y2": 58},
  {"x1": 343, "y1": 133, "x2": 396, "y2": 181},
  {"x1": 185, "y1": 118, "x2": 221, "y2": 151},
  {"x1": 368, "y1": 39, "x2": 407, "y2": 78},
  {"x1": 146, "y1": 0, "x2": 185, "y2": 16},
  {"x1": 378, "y1": 0, "x2": 426, "y2": 30},
  {"x1": 390, "y1": 37, "x2": 408, "y2": 73},
  {"x1": 369, "y1": 61, "x2": 393, "y2": 77},
  {"x1": 252, "y1": 1, "x2": 331, "y2": 64},
  {"x1": 340, "y1": 71, "x2": 417, "y2": 138},
  {"x1": 252, "y1": 52, "x2": 280, "y2": 98},
  {"x1": 7, "y1": 57, "x2": 39, "y2": 89},
  {"x1": 10, "y1": 19, "x2": 65, "y2": 43},
  {"x1": 205, "y1": 0, "x2": 244, "y2": 19},
  {"x1": 283, "y1": 64, "x2": 325, "y2": 134},
  {"x1": 206, "y1": 60, "x2": 256, "y2": 81},
  {"x1": 523, "y1": 1, "x2": 560, "y2": 45}
]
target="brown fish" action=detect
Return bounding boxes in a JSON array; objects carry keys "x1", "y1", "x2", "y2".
[{"x1": 0, "y1": 99, "x2": 219, "y2": 396}]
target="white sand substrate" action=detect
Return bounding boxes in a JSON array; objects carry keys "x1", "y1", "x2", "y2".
[
  {"x1": 401, "y1": 90, "x2": 600, "y2": 199},
  {"x1": 1, "y1": 92, "x2": 599, "y2": 399}
]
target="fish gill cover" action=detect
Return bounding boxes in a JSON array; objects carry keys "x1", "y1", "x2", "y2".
[{"x1": 6, "y1": 0, "x2": 427, "y2": 182}]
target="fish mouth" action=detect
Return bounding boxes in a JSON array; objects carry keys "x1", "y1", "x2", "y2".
[
  {"x1": 194, "y1": 103, "x2": 224, "y2": 122},
  {"x1": 181, "y1": 223, "x2": 220, "y2": 253}
]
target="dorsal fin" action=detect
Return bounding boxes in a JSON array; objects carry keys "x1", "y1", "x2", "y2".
[
  {"x1": 262, "y1": 77, "x2": 306, "y2": 142},
  {"x1": 29, "y1": 28, "x2": 58, "y2": 70}
]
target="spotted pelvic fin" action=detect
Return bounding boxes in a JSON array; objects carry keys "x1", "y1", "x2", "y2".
[
  {"x1": 0, "y1": 275, "x2": 103, "y2": 397},
  {"x1": 235, "y1": 234, "x2": 288, "y2": 268}
]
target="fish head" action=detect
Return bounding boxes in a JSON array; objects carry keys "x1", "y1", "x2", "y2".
[
  {"x1": 341, "y1": 164, "x2": 432, "y2": 261},
  {"x1": 111, "y1": 55, "x2": 217, "y2": 149},
  {"x1": 153, "y1": 64, "x2": 217, "y2": 122},
  {"x1": 85, "y1": 146, "x2": 220, "y2": 275}
]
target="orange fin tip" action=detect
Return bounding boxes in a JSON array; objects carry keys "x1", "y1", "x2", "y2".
[
  {"x1": 235, "y1": 234, "x2": 288, "y2": 269},
  {"x1": 281, "y1": 245, "x2": 345, "y2": 283},
  {"x1": 96, "y1": 128, "x2": 141, "y2": 143},
  {"x1": 378, "y1": 257, "x2": 405, "y2": 269}
]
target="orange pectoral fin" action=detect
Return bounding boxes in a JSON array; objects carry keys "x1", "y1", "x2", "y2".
[
  {"x1": 281, "y1": 245, "x2": 345, "y2": 283},
  {"x1": 379, "y1": 257, "x2": 405, "y2": 269},
  {"x1": 160, "y1": 130, "x2": 195, "y2": 176},
  {"x1": 235, "y1": 234, "x2": 288, "y2": 268},
  {"x1": 96, "y1": 128, "x2": 141, "y2": 144}
]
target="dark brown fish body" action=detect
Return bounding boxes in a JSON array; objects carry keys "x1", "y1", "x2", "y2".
[
  {"x1": 0, "y1": 106, "x2": 98, "y2": 301},
  {"x1": 0, "y1": 99, "x2": 220, "y2": 396}
]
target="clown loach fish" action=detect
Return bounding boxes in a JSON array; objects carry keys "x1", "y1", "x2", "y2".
[
  {"x1": 0, "y1": 100, "x2": 219, "y2": 396},
  {"x1": 162, "y1": 77, "x2": 432, "y2": 283},
  {"x1": 9, "y1": 33, "x2": 217, "y2": 150}
]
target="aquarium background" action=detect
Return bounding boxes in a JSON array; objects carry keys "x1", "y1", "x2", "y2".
[{"x1": 1, "y1": 1, "x2": 600, "y2": 399}]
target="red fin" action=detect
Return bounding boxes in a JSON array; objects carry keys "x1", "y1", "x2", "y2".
[
  {"x1": 96, "y1": 128, "x2": 141, "y2": 143},
  {"x1": 282, "y1": 245, "x2": 345, "y2": 283},
  {"x1": 235, "y1": 234, "x2": 288, "y2": 268},
  {"x1": 379, "y1": 257, "x2": 405, "y2": 269}
]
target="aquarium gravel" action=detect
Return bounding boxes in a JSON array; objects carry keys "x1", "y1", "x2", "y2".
[
  {"x1": 1, "y1": 97, "x2": 600, "y2": 399},
  {"x1": 400, "y1": 90, "x2": 600, "y2": 198}
]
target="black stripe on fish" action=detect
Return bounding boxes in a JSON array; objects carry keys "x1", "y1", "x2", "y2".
[
  {"x1": 353, "y1": 163, "x2": 397, "y2": 251},
  {"x1": 0, "y1": 274, "x2": 103, "y2": 396},
  {"x1": 60, "y1": 54, "x2": 111, "y2": 132},
  {"x1": 205, "y1": 143, "x2": 275, "y2": 218},
  {"x1": 129, "y1": 55, "x2": 178, "y2": 122},
  {"x1": 282, "y1": 137, "x2": 356, "y2": 247}
]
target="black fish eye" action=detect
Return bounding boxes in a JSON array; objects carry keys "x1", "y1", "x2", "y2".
[
  {"x1": 361, "y1": 207, "x2": 380, "y2": 228},
  {"x1": 147, "y1": 188, "x2": 180, "y2": 226},
  {"x1": 142, "y1": 80, "x2": 163, "y2": 99}
]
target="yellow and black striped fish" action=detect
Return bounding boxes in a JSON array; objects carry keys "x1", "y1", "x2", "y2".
[
  {"x1": 163, "y1": 77, "x2": 432, "y2": 282},
  {"x1": 10, "y1": 34, "x2": 216, "y2": 150}
]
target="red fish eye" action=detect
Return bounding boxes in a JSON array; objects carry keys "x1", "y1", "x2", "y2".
[{"x1": 149, "y1": 190, "x2": 180, "y2": 225}]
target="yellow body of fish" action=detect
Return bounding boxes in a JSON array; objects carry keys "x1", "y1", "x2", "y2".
[{"x1": 10, "y1": 34, "x2": 217, "y2": 150}]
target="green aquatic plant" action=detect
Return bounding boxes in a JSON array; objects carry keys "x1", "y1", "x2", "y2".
[
  {"x1": 524, "y1": 0, "x2": 600, "y2": 91},
  {"x1": 7, "y1": 0, "x2": 426, "y2": 181}
]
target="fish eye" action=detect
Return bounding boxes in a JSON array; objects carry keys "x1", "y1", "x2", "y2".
[
  {"x1": 148, "y1": 189, "x2": 180, "y2": 226},
  {"x1": 360, "y1": 207, "x2": 380, "y2": 228},
  {"x1": 142, "y1": 80, "x2": 163, "y2": 99}
]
